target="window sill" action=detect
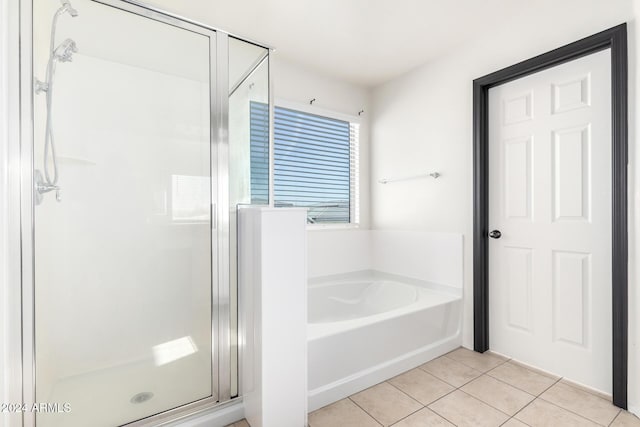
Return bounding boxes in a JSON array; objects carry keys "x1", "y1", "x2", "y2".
[{"x1": 306, "y1": 223, "x2": 360, "y2": 231}]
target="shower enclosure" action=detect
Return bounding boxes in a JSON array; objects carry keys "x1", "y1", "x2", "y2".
[{"x1": 20, "y1": 0, "x2": 271, "y2": 425}]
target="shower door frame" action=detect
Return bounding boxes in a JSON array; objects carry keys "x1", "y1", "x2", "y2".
[{"x1": 17, "y1": 0, "x2": 271, "y2": 425}]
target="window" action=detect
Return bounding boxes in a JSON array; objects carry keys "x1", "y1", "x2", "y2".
[{"x1": 250, "y1": 102, "x2": 360, "y2": 224}]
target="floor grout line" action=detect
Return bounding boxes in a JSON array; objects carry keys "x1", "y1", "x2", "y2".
[
  {"x1": 384, "y1": 379, "x2": 429, "y2": 406},
  {"x1": 485, "y1": 371, "x2": 553, "y2": 399},
  {"x1": 536, "y1": 376, "x2": 620, "y2": 425},
  {"x1": 425, "y1": 407, "x2": 459, "y2": 427},
  {"x1": 508, "y1": 398, "x2": 537, "y2": 426},
  {"x1": 422, "y1": 354, "x2": 518, "y2": 424},
  {"x1": 532, "y1": 372, "x2": 562, "y2": 396},
  {"x1": 538, "y1": 395, "x2": 617, "y2": 426},
  {"x1": 608, "y1": 409, "x2": 625, "y2": 427},
  {"x1": 424, "y1": 387, "x2": 462, "y2": 427},
  {"x1": 418, "y1": 364, "x2": 484, "y2": 389},
  {"x1": 383, "y1": 376, "x2": 461, "y2": 426},
  {"x1": 420, "y1": 368, "x2": 482, "y2": 389},
  {"x1": 419, "y1": 368, "x2": 469, "y2": 426},
  {"x1": 459, "y1": 372, "x2": 537, "y2": 417},
  {"x1": 419, "y1": 351, "x2": 520, "y2": 416},
  {"x1": 423, "y1": 383, "x2": 460, "y2": 406},
  {"x1": 442, "y1": 348, "x2": 512, "y2": 373},
  {"x1": 346, "y1": 396, "x2": 385, "y2": 427},
  {"x1": 386, "y1": 405, "x2": 426, "y2": 426},
  {"x1": 454, "y1": 387, "x2": 513, "y2": 419},
  {"x1": 509, "y1": 376, "x2": 562, "y2": 422}
]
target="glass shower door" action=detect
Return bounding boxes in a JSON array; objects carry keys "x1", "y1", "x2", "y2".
[{"x1": 32, "y1": 0, "x2": 216, "y2": 425}]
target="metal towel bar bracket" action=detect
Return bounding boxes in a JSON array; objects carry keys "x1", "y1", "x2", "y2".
[{"x1": 378, "y1": 172, "x2": 441, "y2": 184}]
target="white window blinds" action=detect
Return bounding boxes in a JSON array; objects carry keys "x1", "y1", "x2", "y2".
[{"x1": 250, "y1": 103, "x2": 359, "y2": 224}]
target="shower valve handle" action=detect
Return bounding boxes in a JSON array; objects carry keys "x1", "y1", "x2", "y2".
[
  {"x1": 37, "y1": 182, "x2": 59, "y2": 193},
  {"x1": 37, "y1": 182, "x2": 62, "y2": 202}
]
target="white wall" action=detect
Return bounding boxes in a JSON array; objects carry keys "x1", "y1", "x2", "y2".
[{"x1": 370, "y1": 0, "x2": 638, "y2": 410}]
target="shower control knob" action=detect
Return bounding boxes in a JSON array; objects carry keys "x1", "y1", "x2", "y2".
[{"x1": 489, "y1": 230, "x2": 502, "y2": 239}]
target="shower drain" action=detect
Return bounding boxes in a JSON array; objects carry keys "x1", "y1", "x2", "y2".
[{"x1": 130, "y1": 392, "x2": 154, "y2": 404}]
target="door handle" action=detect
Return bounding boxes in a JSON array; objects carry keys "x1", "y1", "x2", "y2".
[{"x1": 489, "y1": 230, "x2": 502, "y2": 239}]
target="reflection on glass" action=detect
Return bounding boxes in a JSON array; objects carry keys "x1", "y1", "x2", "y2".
[
  {"x1": 229, "y1": 44, "x2": 269, "y2": 207},
  {"x1": 153, "y1": 336, "x2": 199, "y2": 367},
  {"x1": 171, "y1": 175, "x2": 210, "y2": 222},
  {"x1": 33, "y1": 0, "x2": 214, "y2": 425},
  {"x1": 229, "y1": 37, "x2": 268, "y2": 92},
  {"x1": 228, "y1": 37, "x2": 269, "y2": 397}
]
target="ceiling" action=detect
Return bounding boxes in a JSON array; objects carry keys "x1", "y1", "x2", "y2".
[
  {"x1": 142, "y1": 0, "x2": 615, "y2": 87},
  {"x1": 140, "y1": 0, "x2": 529, "y2": 86}
]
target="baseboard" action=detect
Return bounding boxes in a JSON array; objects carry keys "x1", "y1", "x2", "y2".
[
  {"x1": 628, "y1": 404, "x2": 640, "y2": 418},
  {"x1": 307, "y1": 333, "x2": 461, "y2": 412}
]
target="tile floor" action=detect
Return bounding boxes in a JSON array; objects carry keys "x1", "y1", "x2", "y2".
[{"x1": 227, "y1": 347, "x2": 640, "y2": 427}]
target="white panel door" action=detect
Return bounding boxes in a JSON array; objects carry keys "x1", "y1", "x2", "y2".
[{"x1": 488, "y1": 49, "x2": 612, "y2": 393}]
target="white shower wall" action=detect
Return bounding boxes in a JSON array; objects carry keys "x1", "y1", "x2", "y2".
[
  {"x1": 33, "y1": 49, "x2": 212, "y2": 409},
  {"x1": 307, "y1": 230, "x2": 371, "y2": 278},
  {"x1": 307, "y1": 230, "x2": 463, "y2": 288}
]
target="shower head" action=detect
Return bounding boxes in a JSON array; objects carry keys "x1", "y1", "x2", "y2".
[
  {"x1": 60, "y1": 0, "x2": 78, "y2": 17},
  {"x1": 53, "y1": 38, "x2": 78, "y2": 62}
]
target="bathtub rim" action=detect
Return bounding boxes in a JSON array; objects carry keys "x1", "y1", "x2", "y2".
[{"x1": 309, "y1": 269, "x2": 462, "y2": 296}]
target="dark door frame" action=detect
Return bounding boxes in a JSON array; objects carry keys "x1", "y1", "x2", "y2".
[{"x1": 472, "y1": 24, "x2": 628, "y2": 408}]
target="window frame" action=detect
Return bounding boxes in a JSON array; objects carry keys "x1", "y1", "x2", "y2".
[{"x1": 273, "y1": 98, "x2": 361, "y2": 229}]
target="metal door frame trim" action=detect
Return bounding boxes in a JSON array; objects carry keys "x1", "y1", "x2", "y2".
[{"x1": 472, "y1": 23, "x2": 628, "y2": 408}]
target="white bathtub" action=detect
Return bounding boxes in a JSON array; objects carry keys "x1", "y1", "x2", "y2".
[{"x1": 307, "y1": 271, "x2": 462, "y2": 411}]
